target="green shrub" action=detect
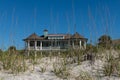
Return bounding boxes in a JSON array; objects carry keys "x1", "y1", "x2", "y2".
[
  {"x1": 103, "y1": 53, "x2": 117, "y2": 76},
  {"x1": 52, "y1": 63, "x2": 70, "y2": 79},
  {"x1": 40, "y1": 66, "x2": 46, "y2": 73}
]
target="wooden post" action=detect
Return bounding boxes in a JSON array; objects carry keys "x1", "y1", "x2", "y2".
[
  {"x1": 84, "y1": 41, "x2": 86, "y2": 49},
  {"x1": 35, "y1": 41, "x2": 37, "y2": 50},
  {"x1": 79, "y1": 40, "x2": 82, "y2": 49},
  {"x1": 40, "y1": 41, "x2": 42, "y2": 50},
  {"x1": 28, "y1": 40, "x2": 30, "y2": 50},
  {"x1": 72, "y1": 41, "x2": 75, "y2": 49}
]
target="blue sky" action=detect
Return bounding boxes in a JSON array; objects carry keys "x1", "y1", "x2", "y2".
[{"x1": 0, "y1": 0, "x2": 120, "y2": 50}]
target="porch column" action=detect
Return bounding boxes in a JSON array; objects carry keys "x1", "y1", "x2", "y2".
[
  {"x1": 79, "y1": 40, "x2": 82, "y2": 49},
  {"x1": 84, "y1": 41, "x2": 86, "y2": 49},
  {"x1": 72, "y1": 41, "x2": 74, "y2": 48},
  {"x1": 27, "y1": 40, "x2": 30, "y2": 50},
  {"x1": 35, "y1": 41, "x2": 37, "y2": 50},
  {"x1": 40, "y1": 41, "x2": 42, "y2": 50},
  {"x1": 25, "y1": 41, "x2": 27, "y2": 48}
]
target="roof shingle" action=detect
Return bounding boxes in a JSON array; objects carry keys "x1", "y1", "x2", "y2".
[
  {"x1": 24, "y1": 33, "x2": 43, "y2": 40},
  {"x1": 71, "y1": 32, "x2": 84, "y2": 39}
]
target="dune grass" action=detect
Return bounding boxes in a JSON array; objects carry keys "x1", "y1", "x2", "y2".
[{"x1": 0, "y1": 47, "x2": 120, "y2": 79}]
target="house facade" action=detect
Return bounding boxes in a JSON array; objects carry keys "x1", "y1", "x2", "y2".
[{"x1": 23, "y1": 30, "x2": 88, "y2": 51}]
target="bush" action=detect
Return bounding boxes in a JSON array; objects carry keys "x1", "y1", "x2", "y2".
[
  {"x1": 98, "y1": 35, "x2": 112, "y2": 49},
  {"x1": 8, "y1": 46, "x2": 16, "y2": 54}
]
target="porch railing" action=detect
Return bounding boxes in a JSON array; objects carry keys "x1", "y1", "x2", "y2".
[{"x1": 28, "y1": 46, "x2": 60, "y2": 51}]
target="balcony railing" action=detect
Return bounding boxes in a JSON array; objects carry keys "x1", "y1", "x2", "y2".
[{"x1": 28, "y1": 46, "x2": 60, "y2": 51}]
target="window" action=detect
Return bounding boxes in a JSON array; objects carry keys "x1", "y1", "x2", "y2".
[
  {"x1": 37, "y1": 41, "x2": 41, "y2": 46},
  {"x1": 30, "y1": 41, "x2": 35, "y2": 47}
]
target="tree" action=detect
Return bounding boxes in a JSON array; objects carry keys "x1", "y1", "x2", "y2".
[
  {"x1": 8, "y1": 46, "x2": 16, "y2": 54},
  {"x1": 98, "y1": 35, "x2": 112, "y2": 48},
  {"x1": 0, "y1": 49, "x2": 3, "y2": 53}
]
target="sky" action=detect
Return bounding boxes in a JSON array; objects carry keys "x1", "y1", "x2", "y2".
[{"x1": 0, "y1": 0, "x2": 120, "y2": 50}]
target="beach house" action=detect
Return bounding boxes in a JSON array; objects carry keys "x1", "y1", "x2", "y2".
[{"x1": 23, "y1": 29, "x2": 88, "y2": 51}]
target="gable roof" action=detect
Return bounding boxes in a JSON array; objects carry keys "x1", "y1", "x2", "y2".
[
  {"x1": 64, "y1": 34, "x2": 72, "y2": 39},
  {"x1": 24, "y1": 33, "x2": 43, "y2": 41},
  {"x1": 71, "y1": 32, "x2": 84, "y2": 39}
]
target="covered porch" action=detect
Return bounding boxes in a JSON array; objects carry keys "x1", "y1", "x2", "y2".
[
  {"x1": 25, "y1": 39, "x2": 87, "y2": 51},
  {"x1": 25, "y1": 40, "x2": 66, "y2": 51}
]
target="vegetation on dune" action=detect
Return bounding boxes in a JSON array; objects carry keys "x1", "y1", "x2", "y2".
[
  {"x1": 98, "y1": 35, "x2": 112, "y2": 49},
  {"x1": 75, "y1": 71, "x2": 94, "y2": 80},
  {"x1": 52, "y1": 62, "x2": 70, "y2": 79}
]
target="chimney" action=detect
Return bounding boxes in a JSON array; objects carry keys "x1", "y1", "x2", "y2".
[{"x1": 44, "y1": 29, "x2": 48, "y2": 38}]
